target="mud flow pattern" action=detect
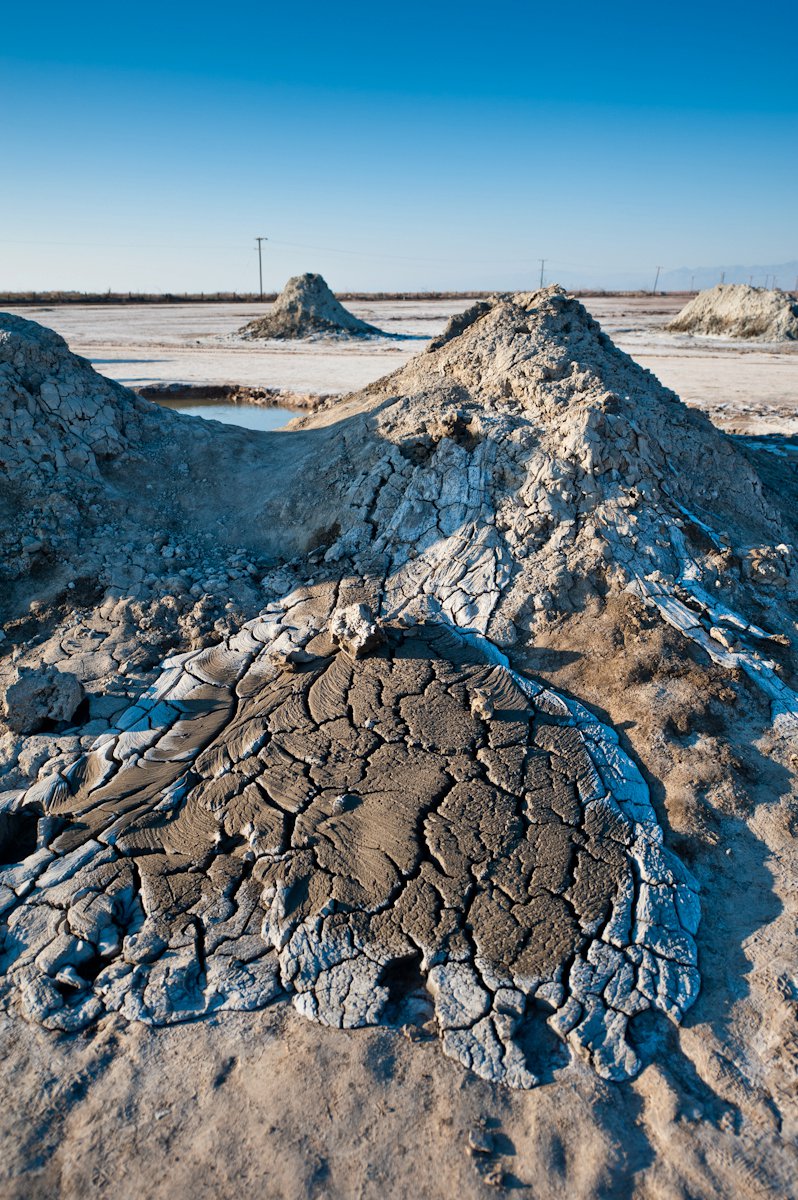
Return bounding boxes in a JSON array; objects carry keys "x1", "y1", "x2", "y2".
[{"x1": 1, "y1": 620, "x2": 699, "y2": 1088}]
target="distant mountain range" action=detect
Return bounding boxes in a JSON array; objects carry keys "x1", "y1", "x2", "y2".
[
  {"x1": 552, "y1": 260, "x2": 798, "y2": 293},
  {"x1": 659, "y1": 261, "x2": 798, "y2": 292}
]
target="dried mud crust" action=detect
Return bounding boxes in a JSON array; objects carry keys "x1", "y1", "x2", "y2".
[
  {"x1": 4, "y1": 289, "x2": 797, "y2": 741},
  {"x1": 666, "y1": 284, "x2": 798, "y2": 341},
  {"x1": 4, "y1": 285, "x2": 798, "y2": 1110},
  {"x1": 0, "y1": 613, "x2": 698, "y2": 1089},
  {"x1": 239, "y1": 273, "x2": 388, "y2": 341}
]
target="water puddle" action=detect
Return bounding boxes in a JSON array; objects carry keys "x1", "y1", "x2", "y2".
[{"x1": 155, "y1": 399, "x2": 296, "y2": 432}]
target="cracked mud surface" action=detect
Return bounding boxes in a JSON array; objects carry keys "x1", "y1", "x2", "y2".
[
  {"x1": 2, "y1": 288, "x2": 798, "y2": 1197},
  {"x1": 0, "y1": 613, "x2": 698, "y2": 1087}
]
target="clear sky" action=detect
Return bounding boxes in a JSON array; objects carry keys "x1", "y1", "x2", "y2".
[{"x1": 1, "y1": 0, "x2": 796, "y2": 292}]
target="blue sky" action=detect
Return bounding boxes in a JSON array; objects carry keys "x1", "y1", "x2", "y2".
[{"x1": 1, "y1": 0, "x2": 796, "y2": 292}]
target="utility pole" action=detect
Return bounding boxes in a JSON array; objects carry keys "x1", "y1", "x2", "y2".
[
  {"x1": 539, "y1": 259, "x2": 546, "y2": 287},
  {"x1": 690, "y1": 274, "x2": 695, "y2": 291},
  {"x1": 720, "y1": 271, "x2": 725, "y2": 284},
  {"x1": 255, "y1": 236, "x2": 267, "y2": 300},
  {"x1": 652, "y1": 266, "x2": 662, "y2": 293}
]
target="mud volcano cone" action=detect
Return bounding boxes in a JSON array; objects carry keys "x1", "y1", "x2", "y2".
[
  {"x1": 239, "y1": 272, "x2": 386, "y2": 340},
  {"x1": 667, "y1": 282, "x2": 798, "y2": 340}
]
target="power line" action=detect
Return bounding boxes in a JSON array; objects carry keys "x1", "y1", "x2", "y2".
[
  {"x1": 0, "y1": 234, "x2": 569, "y2": 269},
  {"x1": 0, "y1": 235, "x2": 794, "y2": 287}
]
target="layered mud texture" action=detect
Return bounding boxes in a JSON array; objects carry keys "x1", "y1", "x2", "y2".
[
  {"x1": 667, "y1": 283, "x2": 798, "y2": 341},
  {"x1": 239, "y1": 273, "x2": 387, "y2": 340},
  {"x1": 2, "y1": 287, "x2": 797, "y2": 1122},
  {"x1": 0, "y1": 606, "x2": 698, "y2": 1087}
]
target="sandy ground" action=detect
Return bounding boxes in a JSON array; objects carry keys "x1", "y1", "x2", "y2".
[
  {"x1": 7, "y1": 296, "x2": 798, "y2": 435},
  {"x1": 0, "y1": 1003, "x2": 642, "y2": 1200}
]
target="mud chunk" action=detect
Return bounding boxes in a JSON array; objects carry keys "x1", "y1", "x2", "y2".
[
  {"x1": 470, "y1": 688, "x2": 495, "y2": 720},
  {"x1": 329, "y1": 604, "x2": 385, "y2": 658},
  {"x1": 4, "y1": 667, "x2": 84, "y2": 734},
  {"x1": 467, "y1": 1127, "x2": 495, "y2": 1155}
]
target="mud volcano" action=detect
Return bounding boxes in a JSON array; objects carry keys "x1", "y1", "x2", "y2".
[
  {"x1": 667, "y1": 283, "x2": 798, "y2": 340},
  {"x1": 239, "y1": 273, "x2": 387, "y2": 340},
  {"x1": 2, "y1": 287, "x2": 797, "y2": 1101}
]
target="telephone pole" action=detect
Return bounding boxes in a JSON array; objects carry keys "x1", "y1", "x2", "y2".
[
  {"x1": 652, "y1": 266, "x2": 662, "y2": 293},
  {"x1": 539, "y1": 259, "x2": 546, "y2": 287},
  {"x1": 255, "y1": 236, "x2": 267, "y2": 300}
]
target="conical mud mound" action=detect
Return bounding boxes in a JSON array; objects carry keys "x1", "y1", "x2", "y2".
[
  {"x1": 667, "y1": 282, "x2": 798, "y2": 340},
  {"x1": 286, "y1": 286, "x2": 796, "y2": 730},
  {"x1": 239, "y1": 273, "x2": 386, "y2": 340},
  {"x1": 1, "y1": 289, "x2": 797, "y2": 1100}
]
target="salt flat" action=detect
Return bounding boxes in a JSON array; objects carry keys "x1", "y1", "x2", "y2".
[
  {"x1": 4, "y1": 300, "x2": 463, "y2": 396},
  {"x1": 8, "y1": 295, "x2": 797, "y2": 435}
]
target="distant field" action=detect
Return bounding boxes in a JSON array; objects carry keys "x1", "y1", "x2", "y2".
[{"x1": 0, "y1": 288, "x2": 699, "y2": 306}]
